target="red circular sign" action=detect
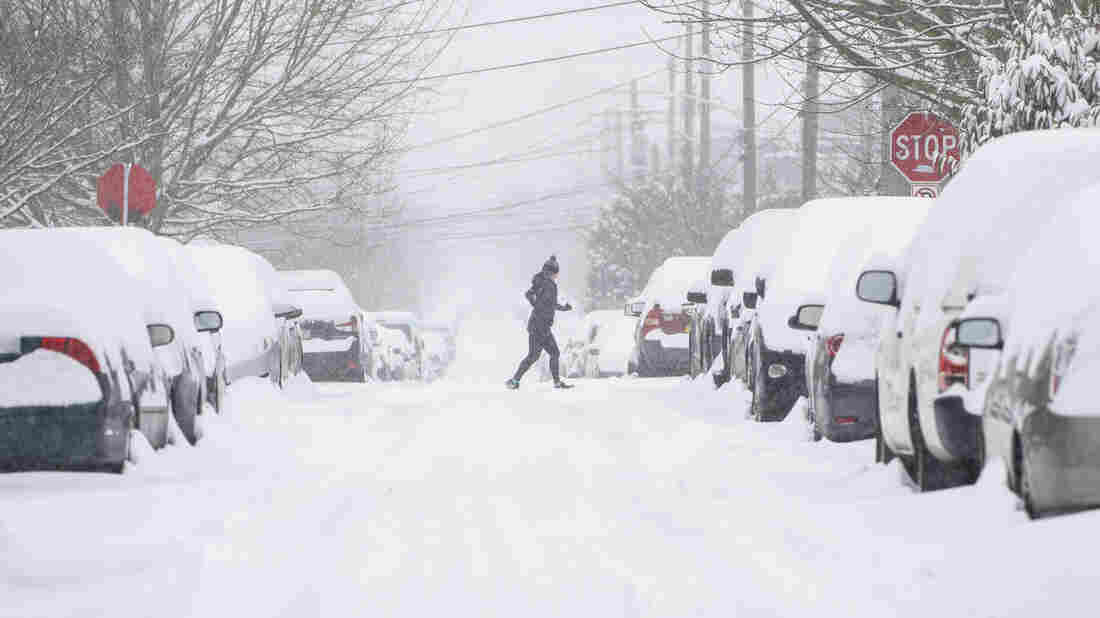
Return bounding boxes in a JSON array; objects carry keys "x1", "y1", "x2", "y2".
[{"x1": 890, "y1": 112, "x2": 960, "y2": 184}]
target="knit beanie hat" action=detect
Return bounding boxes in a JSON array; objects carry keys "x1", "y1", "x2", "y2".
[{"x1": 542, "y1": 255, "x2": 559, "y2": 274}]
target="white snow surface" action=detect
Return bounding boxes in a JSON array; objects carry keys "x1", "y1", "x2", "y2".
[
  {"x1": 2, "y1": 327, "x2": 1093, "y2": 617},
  {"x1": 585, "y1": 310, "x2": 636, "y2": 374},
  {"x1": 0, "y1": 349, "x2": 102, "y2": 407},
  {"x1": 302, "y1": 337, "x2": 356, "y2": 355},
  {"x1": 639, "y1": 256, "x2": 710, "y2": 311}
]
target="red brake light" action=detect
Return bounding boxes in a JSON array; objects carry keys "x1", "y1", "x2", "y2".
[
  {"x1": 641, "y1": 306, "x2": 662, "y2": 337},
  {"x1": 38, "y1": 337, "x2": 101, "y2": 374},
  {"x1": 826, "y1": 334, "x2": 844, "y2": 358},
  {"x1": 938, "y1": 325, "x2": 968, "y2": 392}
]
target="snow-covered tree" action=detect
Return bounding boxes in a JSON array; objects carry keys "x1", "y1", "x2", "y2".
[{"x1": 962, "y1": 0, "x2": 1100, "y2": 152}]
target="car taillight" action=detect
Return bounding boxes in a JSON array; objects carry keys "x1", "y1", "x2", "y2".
[
  {"x1": 826, "y1": 334, "x2": 844, "y2": 358},
  {"x1": 938, "y1": 325, "x2": 968, "y2": 392},
  {"x1": 641, "y1": 306, "x2": 662, "y2": 337},
  {"x1": 1050, "y1": 339, "x2": 1076, "y2": 399},
  {"x1": 26, "y1": 337, "x2": 101, "y2": 374}
]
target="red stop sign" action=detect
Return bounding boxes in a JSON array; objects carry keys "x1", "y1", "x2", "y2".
[{"x1": 890, "y1": 112, "x2": 960, "y2": 184}]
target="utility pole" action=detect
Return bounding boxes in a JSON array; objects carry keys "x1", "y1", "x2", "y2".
[
  {"x1": 650, "y1": 143, "x2": 661, "y2": 177},
  {"x1": 801, "y1": 31, "x2": 820, "y2": 203},
  {"x1": 699, "y1": 0, "x2": 712, "y2": 189},
  {"x1": 682, "y1": 23, "x2": 695, "y2": 184},
  {"x1": 616, "y1": 108, "x2": 624, "y2": 181},
  {"x1": 630, "y1": 79, "x2": 647, "y2": 182},
  {"x1": 878, "y1": 85, "x2": 909, "y2": 195},
  {"x1": 667, "y1": 56, "x2": 677, "y2": 186},
  {"x1": 742, "y1": 0, "x2": 757, "y2": 213}
]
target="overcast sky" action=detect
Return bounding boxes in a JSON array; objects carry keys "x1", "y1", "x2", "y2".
[{"x1": 387, "y1": 1, "x2": 793, "y2": 316}]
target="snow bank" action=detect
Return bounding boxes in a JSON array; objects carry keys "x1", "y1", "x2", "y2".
[
  {"x1": 0, "y1": 349, "x2": 102, "y2": 406},
  {"x1": 587, "y1": 310, "x2": 636, "y2": 373}
]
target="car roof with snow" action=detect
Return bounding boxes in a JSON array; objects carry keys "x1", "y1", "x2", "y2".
[
  {"x1": 0, "y1": 229, "x2": 157, "y2": 370},
  {"x1": 902, "y1": 128, "x2": 1100, "y2": 334},
  {"x1": 280, "y1": 269, "x2": 359, "y2": 322},
  {"x1": 640, "y1": 256, "x2": 711, "y2": 310}
]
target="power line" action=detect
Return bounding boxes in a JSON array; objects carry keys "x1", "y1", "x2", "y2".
[
  {"x1": 400, "y1": 147, "x2": 608, "y2": 177},
  {"x1": 376, "y1": 29, "x2": 715, "y2": 87},
  {"x1": 400, "y1": 69, "x2": 663, "y2": 152},
  {"x1": 371, "y1": 0, "x2": 646, "y2": 41}
]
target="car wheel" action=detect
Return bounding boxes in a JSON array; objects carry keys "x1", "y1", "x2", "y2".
[
  {"x1": 1014, "y1": 433, "x2": 1039, "y2": 519},
  {"x1": 873, "y1": 375, "x2": 894, "y2": 464},
  {"x1": 907, "y1": 374, "x2": 948, "y2": 491}
]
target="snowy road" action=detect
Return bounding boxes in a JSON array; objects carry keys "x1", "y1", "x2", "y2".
[{"x1": 2, "y1": 372, "x2": 1096, "y2": 617}]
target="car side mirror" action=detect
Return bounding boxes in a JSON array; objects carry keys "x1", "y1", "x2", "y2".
[
  {"x1": 194, "y1": 310, "x2": 223, "y2": 333},
  {"x1": 742, "y1": 292, "x2": 758, "y2": 310},
  {"x1": 274, "y1": 304, "x2": 303, "y2": 320},
  {"x1": 787, "y1": 304, "x2": 824, "y2": 332},
  {"x1": 955, "y1": 317, "x2": 1003, "y2": 350},
  {"x1": 710, "y1": 268, "x2": 734, "y2": 287},
  {"x1": 856, "y1": 270, "x2": 900, "y2": 308},
  {"x1": 147, "y1": 324, "x2": 175, "y2": 348},
  {"x1": 624, "y1": 301, "x2": 644, "y2": 318},
  {"x1": 755, "y1": 277, "x2": 766, "y2": 299},
  {"x1": 687, "y1": 291, "x2": 707, "y2": 304}
]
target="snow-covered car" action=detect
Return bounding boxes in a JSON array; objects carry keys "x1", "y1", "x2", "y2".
[
  {"x1": 581, "y1": 310, "x2": 637, "y2": 378},
  {"x1": 627, "y1": 256, "x2": 710, "y2": 377},
  {"x1": 686, "y1": 278, "x2": 711, "y2": 378},
  {"x1": 0, "y1": 230, "x2": 172, "y2": 470},
  {"x1": 722, "y1": 210, "x2": 799, "y2": 386},
  {"x1": 750, "y1": 199, "x2": 901, "y2": 422},
  {"x1": 695, "y1": 226, "x2": 742, "y2": 381},
  {"x1": 804, "y1": 198, "x2": 932, "y2": 443},
  {"x1": 951, "y1": 183, "x2": 1100, "y2": 517},
  {"x1": 858, "y1": 129, "x2": 1100, "y2": 492},
  {"x1": 162, "y1": 238, "x2": 229, "y2": 413},
  {"x1": 420, "y1": 325, "x2": 455, "y2": 381},
  {"x1": 373, "y1": 324, "x2": 410, "y2": 381},
  {"x1": 373, "y1": 312, "x2": 422, "y2": 380},
  {"x1": 186, "y1": 244, "x2": 303, "y2": 389},
  {"x1": 60, "y1": 228, "x2": 213, "y2": 445},
  {"x1": 281, "y1": 270, "x2": 371, "y2": 383}
]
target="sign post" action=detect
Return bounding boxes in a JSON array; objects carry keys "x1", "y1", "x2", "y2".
[{"x1": 889, "y1": 111, "x2": 960, "y2": 197}]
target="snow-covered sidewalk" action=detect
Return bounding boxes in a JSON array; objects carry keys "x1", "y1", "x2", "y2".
[{"x1": 1, "y1": 373, "x2": 1094, "y2": 617}]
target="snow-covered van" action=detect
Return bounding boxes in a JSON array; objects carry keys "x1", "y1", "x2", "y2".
[{"x1": 0, "y1": 230, "x2": 173, "y2": 471}]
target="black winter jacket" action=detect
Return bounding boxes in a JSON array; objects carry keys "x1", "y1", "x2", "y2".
[{"x1": 525, "y1": 271, "x2": 567, "y2": 332}]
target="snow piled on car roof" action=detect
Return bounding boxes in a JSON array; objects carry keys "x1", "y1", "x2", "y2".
[
  {"x1": 641, "y1": 256, "x2": 711, "y2": 310},
  {"x1": 903, "y1": 129, "x2": 1100, "y2": 334},
  {"x1": 818, "y1": 198, "x2": 932, "y2": 336},
  {"x1": 186, "y1": 244, "x2": 278, "y2": 367},
  {"x1": 0, "y1": 229, "x2": 156, "y2": 371},
  {"x1": 280, "y1": 270, "x2": 359, "y2": 322}
]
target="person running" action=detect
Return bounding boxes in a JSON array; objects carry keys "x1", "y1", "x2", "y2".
[{"x1": 506, "y1": 255, "x2": 574, "y2": 389}]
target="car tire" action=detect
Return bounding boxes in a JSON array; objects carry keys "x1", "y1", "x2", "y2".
[
  {"x1": 873, "y1": 375, "x2": 894, "y2": 464},
  {"x1": 1014, "y1": 433, "x2": 1040, "y2": 519},
  {"x1": 907, "y1": 373, "x2": 952, "y2": 492}
]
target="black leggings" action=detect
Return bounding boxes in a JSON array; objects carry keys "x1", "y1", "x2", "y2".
[{"x1": 512, "y1": 328, "x2": 560, "y2": 382}]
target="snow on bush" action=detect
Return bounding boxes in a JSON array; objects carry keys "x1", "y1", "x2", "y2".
[{"x1": 963, "y1": 0, "x2": 1100, "y2": 152}]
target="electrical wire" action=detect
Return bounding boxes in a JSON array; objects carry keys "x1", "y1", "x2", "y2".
[{"x1": 375, "y1": 28, "x2": 724, "y2": 87}]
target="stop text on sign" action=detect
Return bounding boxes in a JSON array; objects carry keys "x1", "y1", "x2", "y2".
[{"x1": 890, "y1": 112, "x2": 960, "y2": 184}]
